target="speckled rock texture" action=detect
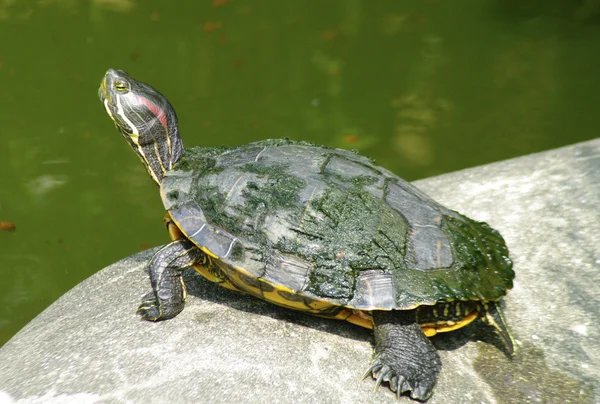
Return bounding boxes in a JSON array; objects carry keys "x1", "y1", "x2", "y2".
[{"x1": 0, "y1": 139, "x2": 598, "y2": 404}]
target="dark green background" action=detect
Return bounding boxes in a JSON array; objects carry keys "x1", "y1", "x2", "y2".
[{"x1": 1, "y1": 0, "x2": 599, "y2": 347}]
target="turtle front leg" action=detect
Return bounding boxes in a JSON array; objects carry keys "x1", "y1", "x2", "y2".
[
  {"x1": 137, "y1": 239, "x2": 203, "y2": 321},
  {"x1": 366, "y1": 310, "x2": 442, "y2": 401}
]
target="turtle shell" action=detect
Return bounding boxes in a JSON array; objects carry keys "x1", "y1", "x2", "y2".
[{"x1": 160, "y1": 139, "x2": 514, "y2": 319}]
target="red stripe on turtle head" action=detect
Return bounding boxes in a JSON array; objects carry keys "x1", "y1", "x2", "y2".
[{"x1": 134, "y1": 94, "x2": 169, "y2": 129}]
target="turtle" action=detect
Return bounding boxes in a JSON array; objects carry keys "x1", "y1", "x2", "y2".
[{"x1": 98, "y1": 68, "x2": 515, "y2": 401}]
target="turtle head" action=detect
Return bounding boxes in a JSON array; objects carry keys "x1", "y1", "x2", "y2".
[{"x1": 99, "y1": 69, "x2": 184, "y2": 184}]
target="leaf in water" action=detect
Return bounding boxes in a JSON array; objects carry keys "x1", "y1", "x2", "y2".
[{"x1": 0, "y1": 221, "x2": 16, "y2": 231}]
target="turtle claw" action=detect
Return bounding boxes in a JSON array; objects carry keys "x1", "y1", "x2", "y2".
[
  {"x1": 363, "y1": 363, "x2": 381, "y2": 381},
  {"x1": 413, "y1": 384, "x2": 430, "y2": 401},
  {"x1": 373, "y1": 365, "x2": 390, "y2": 391},
  {"x1": 136, "y1": 291, "x2": 185, "y2": 321},
  {"x1": 137, "y1": 293, "x2": 161, "y2": 321},
  {"x1": 137, "y1": 305, "x2": 161, "y2": 321},
  {"x1": 396, "y1": 375, "x2": 407, "y2": 396},
  {"x1": 365, "y1": 357, "x2": 436, "y2": 402}
]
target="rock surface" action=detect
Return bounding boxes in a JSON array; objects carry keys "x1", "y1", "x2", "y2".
[{"x1": 0, "y1": 139, "x2": 598, "y2": 404}]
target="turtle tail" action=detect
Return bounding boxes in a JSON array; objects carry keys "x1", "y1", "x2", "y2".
[{"x1": 480, "y1": 300, "x2": 516, "y2": 356}]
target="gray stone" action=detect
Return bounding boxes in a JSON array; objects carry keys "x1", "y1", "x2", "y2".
[{"x1": 0, "y1": 139, "x2": 598, "y2": 404}]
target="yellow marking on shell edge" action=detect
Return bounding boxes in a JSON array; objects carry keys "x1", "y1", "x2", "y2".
[
  {"x1": 164, "y1": 212, "x2": 239, "y2": 291},
  {"x1": 262, "y1": 289, "x2": 317, "y2": 312},
  {"x1": 422, "y1": 327, "x2": 437, "y2": 337},
  {"x1": 162, "y1": 213, "x2": 485, "y2": 334},
  {"x1": 420, "y1": 311, "x2": 478, "y2": 337},
  {"x1": 305, "y1": 298, "x2": 338, "y2": 312},
  {"x1": 315, "y1": 310, "x2": 348, "y2": 321},
  {"x1": 165, "y1": 213, "x2": 218, "y2": 260},
  {"x1": 165, "y1": 213, "x2": 183, "y2": 240},
  {"x1": 345, "y1": 313, "x2": 374, "y2": 329},
  {"x1": 218, "y1": 261, "x2": 341, "y2": 315},
  {"x1": 314, "y1": 309, "x2": 375, "y2": 330},
  {"x1": 191, "y1": 263, "x2": 221, "y2": 283},
  {"x1": 258, "y1": 279, "x2": 319, "y2": 312},
  {"x1": 226, "y1": 268, "x2": 262, "y2": 296},
  {"x1": 191, "y1": 263, "x2": 242, "y2": 291},
  {"x1": 219, "y1": 281, "x2": 244, "y2": 292},
  {"x1": 199, "y1": 246, "x2": 219, "y2": 259}
]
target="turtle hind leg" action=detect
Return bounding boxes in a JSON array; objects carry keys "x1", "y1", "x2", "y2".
[
  {"x1": 366, "y1": 310, "x2": 441, "y2": 401},
  {"x1": 137, "y1": 239, "x2": 204, "y2": 321}
]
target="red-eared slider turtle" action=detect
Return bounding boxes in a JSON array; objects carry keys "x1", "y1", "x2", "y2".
[{"x1": 98, "y1": 69, "x2": 515, "y2": 401}]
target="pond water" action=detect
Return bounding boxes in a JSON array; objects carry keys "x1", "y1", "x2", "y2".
[{"x1": 1, "y1": 0, "x2": 599, "y2": 346}]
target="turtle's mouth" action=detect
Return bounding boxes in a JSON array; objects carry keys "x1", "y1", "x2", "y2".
[
  {"x1": 98, "y1": 86, "x2": 116, "y2": 124},
  {"x1": 98, "y1": 82, "x2": 107, "y2": 103},
  {"x1": 98, "y1": 73, "x2": 112, "y2": 104},
  {"x1": 99, "y1": 71, "x2": 121, "y2": 124}
]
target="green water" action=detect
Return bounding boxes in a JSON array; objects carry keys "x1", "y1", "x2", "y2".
[{"x1": 0, "y1": 1, "x2": 599, "y2": 347}]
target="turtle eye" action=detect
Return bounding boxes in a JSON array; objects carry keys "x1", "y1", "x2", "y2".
[{"x1": 114, "y1": 80, "x2": 129, "y2": 93}]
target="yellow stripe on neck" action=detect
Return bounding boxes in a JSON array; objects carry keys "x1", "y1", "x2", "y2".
[{"x1": 114, "y1": 96, "x2": 161, "y2": 184}]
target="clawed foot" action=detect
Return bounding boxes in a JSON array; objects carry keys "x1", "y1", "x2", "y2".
[
  {"x1": 136, "y1": 292, "x2": 184, "y2": 321},
  {"x1": 369, "y1": 310, "x2": 442, "y2": 401},
  {"x1": 364, "y1": 354, "x2": 438, "y2": 401},
  {"x1": 136, "y1": 239, "x2": 196, "y2": 322},
  {"x1": 136, "y1": 292, "x2": 162, "y2": 321}
]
